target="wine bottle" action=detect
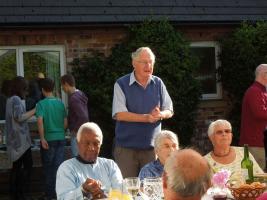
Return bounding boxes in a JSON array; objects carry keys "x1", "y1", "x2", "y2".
[{"x1": 241, "y1": 144, "x2": 254, "y2": 183}]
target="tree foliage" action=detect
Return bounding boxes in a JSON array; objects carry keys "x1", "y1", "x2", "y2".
[
  {"x1": 72, "y1": 19, "x2": 201, "y2": 157},
  {"x1": 219, "y1": 22, "x2": 267, "y2": 142}
]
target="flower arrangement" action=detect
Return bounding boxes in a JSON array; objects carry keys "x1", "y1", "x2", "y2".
[
  {"x1": 212, "y1": 169, "x2": 231, "y2": 188},
  {"x1": 208, "y1": 169, "x2": 231, "y2": 200}
]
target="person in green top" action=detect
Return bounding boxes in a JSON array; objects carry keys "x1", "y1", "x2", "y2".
[{"x1": 36, "y1": 78, "x2": 67, "y2": 200}]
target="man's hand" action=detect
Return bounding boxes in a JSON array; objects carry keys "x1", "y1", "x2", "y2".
[
  {"x1": 82, "y1": 178, "x2": 106, "y2": 199},
  {"x1": 148, "y1": 106, "x2": 162, "y2": 122},
  {"x1": 40, "y1": 138, "x2": 49, "y2": 149}
]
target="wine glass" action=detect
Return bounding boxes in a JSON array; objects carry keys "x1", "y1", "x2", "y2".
[
  {"x1": 143, "y1": 177, "x2": 163, "y2": 200},
  {"x1": 124, "y1": 177, "x2": 140, "y2": 199}
]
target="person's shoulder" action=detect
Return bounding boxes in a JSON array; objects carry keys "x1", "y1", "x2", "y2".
[
  {"x1": 140, "y1": 160, "x2": 156, "y2": 171},
  {"x1": 151, "y1": 75, "x2": 162, "y2": 81},
  {"x1": 117, "y1": 73, "x2": 131, "y2": 82},
  {"x1": 58, "y1": 158, "x2": 77, "y2": 169},
  {"x1": 204, "y1": 151, "x2": 213, "y2": 161},
  {"x1": 52, "y1": 97, "x2": 65, "y2": 105},
  {"x1": 139, "y1": 161, "x2": 156, "y2": 177},
  {"x1": 71, "y1": 90, "x2": 87, "y2": 100},
  {"x1": 10, "y1": 95, "x2": 21, "y2": 103},
  {"x1": 231, "y1": 146, "x2": 243, "y2": 157},
  {"x1": 204, "y1": 151, "x2": 211, "y2": 157},
  {"x1": 143, "y1": 161, "x2": 153, "y2": 168},
  {"x1": 151, "y1": 75, "x2": 164, "y2": 85},
  {"x1": 98, "y1": 157, "x2": 115, "y2": 163},
  {"x1": 36, "y1": 98, "x2": 46, "y2": 106},
  {"x1": 246, "y1": 82, "x2": 264, "y2": 93}
]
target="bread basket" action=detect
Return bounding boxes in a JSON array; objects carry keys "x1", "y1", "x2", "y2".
[{"x1": 228, "y1": 182, "x2": 266, "y2": 200}]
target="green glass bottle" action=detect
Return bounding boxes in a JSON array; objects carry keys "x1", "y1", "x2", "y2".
[{"x1": 241, "y1": 144, "x2": 254, "y2": 183}]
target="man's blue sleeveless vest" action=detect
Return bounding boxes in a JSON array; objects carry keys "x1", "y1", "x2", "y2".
[{"x1": 115, "y1": 74, "x2": 163, "y2": 149}]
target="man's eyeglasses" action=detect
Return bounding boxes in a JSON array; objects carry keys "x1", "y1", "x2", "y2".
[
  {"x1": 215, "y1": 129, "x2": 231, "y2": 135},
  {"x1": 136, "y1": 60, "x2": 153, "y2": 65}
]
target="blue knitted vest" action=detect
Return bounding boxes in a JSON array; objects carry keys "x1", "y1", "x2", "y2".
[{"x1": 115, "y1": 74, "x2": 163, "y2": 149}]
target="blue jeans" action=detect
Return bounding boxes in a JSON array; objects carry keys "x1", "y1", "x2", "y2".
[
  {"x1": 41, "y1": 140, "x2": 66, "y2": 199},
  {"x1": 70, "y1": 136, "x2": 78, "y2": 157}
]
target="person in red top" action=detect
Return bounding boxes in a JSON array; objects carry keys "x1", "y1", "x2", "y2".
[{"x1": 240, "y1": 64, "x2": 267, "y2": 170}]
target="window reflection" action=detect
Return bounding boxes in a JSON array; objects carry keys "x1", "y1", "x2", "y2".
[
  {"x1": 0, "y1": 48, "x2": 63, "y2": 120},
  {"x1": 190, "y1": 47, "x2": 217, "y2": 95},
  {"x1": 24, "y1": 51, "x2": 61, "y2": 99}
]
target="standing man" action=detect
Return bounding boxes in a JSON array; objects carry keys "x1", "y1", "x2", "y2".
[
  {"x1": 240, "y1": 64, "x2": 267, "y2": 170},
  {"x1": 112, "y1": 47, "x2": 173, "y2": 177},
  {"x1": 61, "y1": 74, "x2": 89, "y2": 157}
]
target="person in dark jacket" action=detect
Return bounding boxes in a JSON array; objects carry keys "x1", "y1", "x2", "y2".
[{"x1": 61, "y1": 74, "x2": 89, "y2": 157}]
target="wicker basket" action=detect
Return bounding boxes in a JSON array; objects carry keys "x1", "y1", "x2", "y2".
[{"x1": 228, "y1": 184, "x2": 266, "y2": 200}]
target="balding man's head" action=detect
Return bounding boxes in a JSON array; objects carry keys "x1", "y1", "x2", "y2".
[
  {"x1": 255, "y1": 64, "x2": 267, "y2": 86},
  {"x1": 163, "y1": 149, "x2": 212, "y2": 200}
]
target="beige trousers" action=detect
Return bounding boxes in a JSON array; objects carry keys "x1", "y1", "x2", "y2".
[
  {"x1": 248, "y1": 147, "x2": 265, "y2": 170},
  {"x1": 114, "y1": 146, "x2": 155, "y2": 178}
]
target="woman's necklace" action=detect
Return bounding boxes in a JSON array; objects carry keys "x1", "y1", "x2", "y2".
[{"x1": 212, "y1": 147, "x2": 231, "y2": 157}]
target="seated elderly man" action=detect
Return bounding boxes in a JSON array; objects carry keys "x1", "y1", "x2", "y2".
[
  {"x1": 138, "y1": 130, "x2": 179, "y2": 180},
  {"x1": 56, "y1": 122, "x2": 123, "y2": 200},
  {"x1": 205, "y1": 119, "x2": 263, "y2": 184},
  {"x1": 163, "y1": 149, "x2": 212, "y2": 200}
]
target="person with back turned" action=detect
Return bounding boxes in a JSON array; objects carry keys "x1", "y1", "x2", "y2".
[
  {"x1": 5, "y1": 76, "x2": 35, "y2": 200},
  {"x1": 61, "y1": 74, "x2": 89, "y2": 157},
  {"x1": 163, "y1": 149, "x2": 212, "y2": 200},
  {"x1": 36, "y1": 78, "x2": 67, "y2": 200}
]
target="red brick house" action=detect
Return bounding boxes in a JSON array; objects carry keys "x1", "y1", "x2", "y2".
[{"x1": 1, "y1": 0, "x2": 267, "y2": 155}]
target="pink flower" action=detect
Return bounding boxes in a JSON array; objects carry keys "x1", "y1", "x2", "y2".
[{"x1": 212, "y1": 169, "x2": 231, "y2": 188}]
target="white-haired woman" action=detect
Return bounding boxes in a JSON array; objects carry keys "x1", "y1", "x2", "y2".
[
  {"x1": 138, "y1": 130, "x2": 179, "y2": 181},
  {"x1": 205, "y1": 119, "x2": 263, "y2": 183}
]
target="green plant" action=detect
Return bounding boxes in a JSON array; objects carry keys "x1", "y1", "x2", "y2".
[
  {"x1": 72, "y1": 19, "x2": 201, "y2": 157},
  {"x1": 219, "y1": 22, "x2": 267, "y2": 142}
]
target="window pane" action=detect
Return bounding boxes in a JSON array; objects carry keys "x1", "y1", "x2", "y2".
[
  {"x1": 191, "y1": 47, "x2": 216, "y2": 94},
  {"x1": 0, "y1": 49, "x2": 16, "y2": 120},
  {"x1": 23, "y1": 51, "x2": 61, "y2": 99}
]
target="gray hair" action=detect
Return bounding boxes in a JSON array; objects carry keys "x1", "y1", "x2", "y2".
[
  {"x1": 164, "y1": 149, "x2": 212, "y2": 198},
  {"x1": 131, "y1": 47, "x2": 155, "y2": 63},
  {"x1": 153, "y1": 130, "x2": 179, "y2": 150},
  {"x1": 255, "y1": 64, "x2": 267, "y2": 78},
  {"x1": 207, "y1": 119, "x2": 232, "y2": 136},
  {"x1": 76, "y1": 122, "x2": 103, "y2": 144}
]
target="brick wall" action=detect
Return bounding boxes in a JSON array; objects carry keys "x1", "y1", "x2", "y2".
[
  {"x1": 191, "y1": 99, "x2": 231, "y2": 154},
  {"x1": 0, "y1": 24, "x2": 236, "y2": 154},
  {"x1": 0, "y1": 26, "x2": 127, "y2": 69}
]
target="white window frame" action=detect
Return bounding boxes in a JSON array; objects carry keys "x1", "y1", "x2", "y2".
[
  {"x1": 0, "y1": 45, "x2": 67, "y2": 124},
  {"x1": 190, "y1": 41, "x2": 222, "y2": 100}
]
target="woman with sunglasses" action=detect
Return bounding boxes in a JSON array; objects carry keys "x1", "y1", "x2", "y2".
[{"x1": 205, "y1": 119, "x2": 263, "y2": 185}]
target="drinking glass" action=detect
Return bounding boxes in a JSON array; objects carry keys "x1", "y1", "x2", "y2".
[
  {"x1": 143, "y1": 177, "x2": 163, "y2": 200},
  {"x1": 124, "y1": 177, "x2": 140, "y2": 199}
]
